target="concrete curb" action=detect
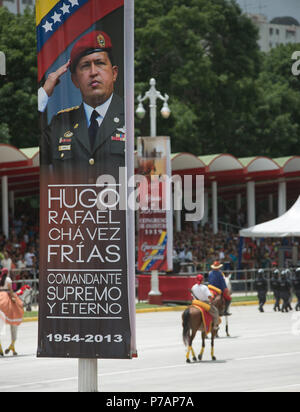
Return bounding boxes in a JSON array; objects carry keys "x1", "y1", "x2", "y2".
[{"x1": 23, "y1": 299, "x2": 281, "y2": 322}]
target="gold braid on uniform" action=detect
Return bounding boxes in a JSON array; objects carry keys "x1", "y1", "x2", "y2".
[{"x1": 57, "y1": 106, "x2": 80, "y2": 115}]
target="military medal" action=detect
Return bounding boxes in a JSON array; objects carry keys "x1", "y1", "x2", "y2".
[
  {"x1": 111, "y1": 133, "x2": 126, "y2": 142},
  {"x1": 64, "y1": 131, "x2": 74, "y2": 138},
  {"x1": 58, "y1": 145, "x2": 71, "y2": 151},
  {"x1": 59, "y1": 138, "x2": 72, "y2": 143}
]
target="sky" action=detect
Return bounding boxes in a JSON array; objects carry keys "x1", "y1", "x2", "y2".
[{"x1": 235, "y1": 0, "x2": 300, "y2": 23}]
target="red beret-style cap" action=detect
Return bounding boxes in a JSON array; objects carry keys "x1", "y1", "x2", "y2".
[{"x1": 70, "y1": 30, "x2": 113, "y2": 72}]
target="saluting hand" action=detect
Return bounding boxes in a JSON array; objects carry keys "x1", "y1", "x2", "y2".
[{"x1": 43, "y1": 60, "x2": 71, "y2": 97}]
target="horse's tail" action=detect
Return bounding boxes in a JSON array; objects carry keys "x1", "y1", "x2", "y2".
[{"x1": 182, "y1": 308, "x2": 190, "y2": 346}]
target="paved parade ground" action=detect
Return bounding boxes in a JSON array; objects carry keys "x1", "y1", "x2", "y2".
[{"x1": 0, "y1": 304, "x2": 300, "y2": 392}]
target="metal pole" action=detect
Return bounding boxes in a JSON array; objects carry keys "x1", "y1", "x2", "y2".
[
  {"x1": 137, "y1": 78, "x2": 170, "y2": 306},
  {"x1": 212, "y1": 180, "x2": 218, "y2": 234},
  {"x1": 78, "y1": 359, "x2": 98, "y2": 392},
  {"x1": 149, "y1": 79, "x2": 157, "y2": 137},
  {"x1": 1, "y1": 176, "x2": 9, "y2": 239}
]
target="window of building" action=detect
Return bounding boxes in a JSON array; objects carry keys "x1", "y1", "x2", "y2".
[{"x1": 286, "y1": 30, "x2": 296, "y2": 39}]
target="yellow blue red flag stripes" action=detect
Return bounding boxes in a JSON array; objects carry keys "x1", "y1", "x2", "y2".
[{"x1": 36, "y1": 0, "x2": 123, "y2": 82}]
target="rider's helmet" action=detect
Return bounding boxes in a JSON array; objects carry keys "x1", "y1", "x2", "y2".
[
  {"x1": 196, "y1": 274, "x2": 204, "y2": 284},
  {"x1": 273, "y1": 269, "x2": 280, "y2": 277}
]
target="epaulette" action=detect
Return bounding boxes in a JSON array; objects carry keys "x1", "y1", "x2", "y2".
[{"x1": 57, "y1": 106, "x2": 80, "y2": 115}]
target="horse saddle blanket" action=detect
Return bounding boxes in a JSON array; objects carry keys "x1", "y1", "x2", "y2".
[
  {"x1": 191, "y1": 300, "x2": 212, "y2": 335},
  {"x1": 208, "y1": 284, "x2": 222, "y2": 298}
]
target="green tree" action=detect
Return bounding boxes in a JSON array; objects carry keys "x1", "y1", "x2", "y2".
[
  {"x1": 135, "y1": 0, "x2": 262, "y2": 156},
  {"x1": 252, "y1": 43, "x2": 300, "y2": 157},
  {"x1": 0, "y1": 7, "x2": 38, "y2": 148}
]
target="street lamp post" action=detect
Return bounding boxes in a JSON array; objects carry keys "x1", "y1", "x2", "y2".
[
  {"x1": 136, "y1": 78, "x2": 171, "y2": 305},
  {"x1": 136, "y1": 78, "x2": 171, "y2": 137}
]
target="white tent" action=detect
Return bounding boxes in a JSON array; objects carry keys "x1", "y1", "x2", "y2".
[{"x1": 239, "y1": 196, "x2": 300, "y2": 238}]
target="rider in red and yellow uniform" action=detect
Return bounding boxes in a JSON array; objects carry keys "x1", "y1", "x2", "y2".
[{"x1": 191, "y1": 274, "x2": 220, "y2": 330}]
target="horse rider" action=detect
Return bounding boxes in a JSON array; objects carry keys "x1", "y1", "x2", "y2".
[
  {"x1": 208, "y1": 261, "x2": 232, "y2": 316},
  {"x1": 270, "y1": 268, "x2": 281, "y2": 311},
  {"x1": 292, "y1": 268, "x2": 300, "y2": 311},
  {"x1": 190, "y1": 274, "x2": 220, "y2": 330},
  {"x1": 279, "y1": 270, "x2": 292, "y2": 312},
  {"x1": 254, "y1": 269, "x2": 268, "y2": 312}
]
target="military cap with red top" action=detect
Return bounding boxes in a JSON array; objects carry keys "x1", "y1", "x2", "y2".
[{"x1": 70, "y1": 30, "x2": 113, "y2": 73}]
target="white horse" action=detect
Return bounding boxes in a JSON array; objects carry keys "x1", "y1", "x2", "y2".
[
  {"x1": 216, "y1": 273, "x2": 232, "y2": 338},
  {"x1": 0, "y1": 285, "x2": 31, "y2": 356},
  {"x1": 224, "y1": 273, "x2": 232, "y2": 336}
]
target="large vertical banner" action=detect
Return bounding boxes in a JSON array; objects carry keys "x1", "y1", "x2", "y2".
[
  {"x1": 137, "y1": 137, "x2": 173, "y2": 273},
  {"x1": 37, "y1": 0, "x2": 136, "y2": 359}
]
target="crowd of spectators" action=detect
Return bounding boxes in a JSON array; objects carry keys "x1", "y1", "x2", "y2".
[
  {"x1": 1, "y1": 199, "x2": 299, "y2": 286},
  {"x1": 0, "y1": 200, "x2": 39, "y2": 291},
  {"x1": 173, "y1": 222, "x2": 298, "y2": 274}
]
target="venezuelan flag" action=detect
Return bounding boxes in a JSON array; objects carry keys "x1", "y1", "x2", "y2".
[
  {"x1": 36, "y1": 0, "x2": 124, "y2": 82},
  {"x1": 140, "y1": 231, "x2": 168, "y2": 272}
]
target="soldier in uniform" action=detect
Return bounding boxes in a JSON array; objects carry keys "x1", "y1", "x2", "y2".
[
  {"x1": 279, "y1": 270, "x2": 292, "y2": 312},
  {"x1": 254, "y1": 269, "x2": 268, "y2": 313},
  {"x1": 292, "y1": 268, "x2": 300, "y2": 311},
  {"x1": 39, "y1": 30, "x2": 125, "y2": 183},
  {"x1": 270, "y1": 268, "x2": 281, "y2": 311},
  {"x1": 285, "y1": 269, "x2": 294, "y2": 311}
]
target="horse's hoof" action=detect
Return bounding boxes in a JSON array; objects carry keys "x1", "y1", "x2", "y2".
[
  {"x1": 186, "y1": 359, "x2": 191, "y2": 363},
  {"x1": 198, "y1": 355, "x2": 202, "y2": 361},
  {"x1": 212, "y1": 356, "x2": 216, "y2": 361},
  {"x1": 4, "y1": 349, "x2": 10, "y2": 355},
  {"x1": 13, "y1": 352, "x2": 18, "y2": 356},
  {"x1": 192, "y1": 357, "x2": 197, "y2": 362}
]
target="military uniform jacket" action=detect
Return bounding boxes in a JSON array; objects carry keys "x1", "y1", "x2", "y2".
[
  {"x1": 279, "y1": 279, "x2": 291, "y2": 292},
  {"x1": 254, "y1": 278, "x2": 268, "y2": 292},
  {"x1": 292, "y1": 278, "x2": 300, "y2": 292},
  {"x1": 40, "y1": 94, "x2": 125, "y2": 184},
  {"x1": 270, "y1": 278, "x2": 280, "y2": 292}
]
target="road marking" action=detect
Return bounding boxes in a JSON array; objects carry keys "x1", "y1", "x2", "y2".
[
  {"x1": 1, "y1": 351, "x2": 300, "y2": 391},
  {"x1": 248, "y1": 383, "x2": 300, "y2": 392},
  {"x1": 235, "y1": 351, "x2": 300, "y2": 361}
]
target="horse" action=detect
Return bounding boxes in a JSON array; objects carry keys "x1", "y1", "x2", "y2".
[
  {"x1": 0, "y1": 285, "x2": 31, "y2": 356},
  {"x1": 182, "y1": 291, "x2": 225, "y2": 363},
  {"x1": 217, "y1": 273, "x2": 232, "y2": 338}
]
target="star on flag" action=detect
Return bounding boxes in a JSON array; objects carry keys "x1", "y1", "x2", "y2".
[
  {"x1": 60, "y1": 3, "x2": 70, "y2": 15},
  {"x1": 51, "y1": 11, "x2": 61, "y2": 24},
  {"x1": 42, "y1": 20, "x2": 53, "y2": 33},
  {"x1": 69, "y1": 0, "x2": 79, "y2": 6}
]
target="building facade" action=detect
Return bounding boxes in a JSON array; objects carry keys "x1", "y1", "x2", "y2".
[
  {"x1": 0, "y1": 0, "x2": 34, "y2": 14},
  {"x1": 248, "y1": 13, "x2": 300, "y2": 52}
]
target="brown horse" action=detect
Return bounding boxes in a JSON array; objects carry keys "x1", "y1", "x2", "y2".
[{"x1": 182, "y1": 294, "x2": 225, "y2": 363}]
